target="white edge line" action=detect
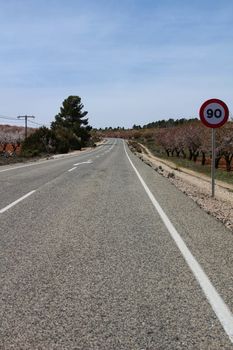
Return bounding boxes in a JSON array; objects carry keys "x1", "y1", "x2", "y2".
[
  {"x1": 0, "y1": 160, "x2": 48, "y2": 173},
  {"x1": 68, "y1": 167, "x2": 77, "y2": 172},
  {"x1": 0, "y1": 190, "x2": 36, "y2": 214},
  {"x1": 123, "y1": 141, "x2": 233, "y2": 343}
]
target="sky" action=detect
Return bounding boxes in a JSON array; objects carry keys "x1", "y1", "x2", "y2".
[{"x1": 0, "y1": 0, "x2": 233, "y2": 129}]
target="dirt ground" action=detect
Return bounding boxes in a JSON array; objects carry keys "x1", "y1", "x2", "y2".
[{"x1": 128, "y1": 142, "x2": 233, "y2": 232}]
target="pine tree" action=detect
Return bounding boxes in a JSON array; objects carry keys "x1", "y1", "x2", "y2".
[{"x1": 51, "y1": 95, "x2": 91, "y2": 149}]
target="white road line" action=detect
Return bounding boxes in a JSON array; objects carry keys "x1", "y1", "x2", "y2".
[
  {"x1": 68, "y1": 167, "x2": 77, "y2": 172},
  {"x1": 73, "y1": 160, "x2": 92, "y2": 166},
  {"x1": 124, "y1": 141, "x2": 233, "y2": 343},
  {"x1": 0, "y1": 190, "x2": 36, "y2": 214},
  {"x1": 0, "y1": 145, "x2": 105, "y2": 174}
]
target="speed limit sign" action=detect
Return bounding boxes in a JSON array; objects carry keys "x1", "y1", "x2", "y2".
[
  {"x1": 199, "y1": 98, "x2": 229, "y2": 198},
  {"x1": 199, "y1": 98, "x2": 229, "y2": 128}
]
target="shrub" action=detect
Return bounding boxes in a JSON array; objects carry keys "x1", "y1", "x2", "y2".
[{"x1": 22, "y1": 127, "x2": 56, "y2": 155}]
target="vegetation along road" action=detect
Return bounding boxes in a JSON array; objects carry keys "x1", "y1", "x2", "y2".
[{"x1": 1, "y1": 139, "x2": 233, "y2": 349}]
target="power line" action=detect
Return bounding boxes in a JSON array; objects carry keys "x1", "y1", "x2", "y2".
[
  {"x1": 28, "y1": 119, "x2": 49, "y2": 127},
  {"x1": 28, "y1": 120, "x2": 43, "y2": 126},
  {"x1": 17, "y1": 115, "x2": 35, "y2": 138},
  {"x1": 0, "y1": 114, "x2": 49, "y2": 127},
  {"x1": 0, "y1": 115, "x2": 18, "y2": 121}
]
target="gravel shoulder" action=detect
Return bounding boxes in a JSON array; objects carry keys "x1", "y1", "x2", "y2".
[{"x1": 128, "y1": 142, "x2": 233, "y2": 231}]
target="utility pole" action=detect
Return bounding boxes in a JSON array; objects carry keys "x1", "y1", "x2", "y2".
[{"x1": 17, "y1": 115, "x2": 35, "y2": 139}]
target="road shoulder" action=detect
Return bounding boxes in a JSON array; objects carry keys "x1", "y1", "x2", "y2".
[{"x1": 127, "y1": 141, "x2": 233, "y2": 232}]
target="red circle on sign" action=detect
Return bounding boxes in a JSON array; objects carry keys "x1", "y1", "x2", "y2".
[{"x1": 199, "y1": 98, "x2": 229, "y2": 128}]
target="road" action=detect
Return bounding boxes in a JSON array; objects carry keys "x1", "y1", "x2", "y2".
[{"x1": 1, "y1": 138, "x2": 233, "y2": 349}]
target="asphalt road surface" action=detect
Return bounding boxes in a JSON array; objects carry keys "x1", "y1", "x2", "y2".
[{"x1": 1, "y1": 139, "x2": 233, "y2": 349}]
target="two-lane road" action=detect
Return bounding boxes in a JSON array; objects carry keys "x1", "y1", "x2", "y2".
[
  {"x1": 1, "y1": 139, "x2": 233, "y2": 349},
  {"x1": 0, "y1": 140, "x2": 114, "y2": 210}
]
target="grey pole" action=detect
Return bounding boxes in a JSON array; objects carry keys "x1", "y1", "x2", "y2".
[
  {"x1": 211, "y1": 128, "x2": 216, "y2": 197},
  {"x1": 17, "y1": 115, "x2": 35, "y2": 139}
]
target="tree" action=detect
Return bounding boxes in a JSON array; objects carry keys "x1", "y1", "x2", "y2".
[
  {"x1": 0, "y1": 127, "x2": 24, "y2": 157},
  {"x1": 183, "y1": 123, "x2": 202, "y2": 161},
  {"x1": 216, "y1": 123, "x2": 233, "y2": 171},
  {"x1": 51, "y1": 95, "x2": 91, "y2": 149},
  {"x1": 132, "y1": 124, "x2": 142, "y2": 130}
]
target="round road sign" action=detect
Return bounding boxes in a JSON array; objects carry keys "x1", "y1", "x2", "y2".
[{"x1": 199, "y1": 98, "x2": 229, "y2": 128}]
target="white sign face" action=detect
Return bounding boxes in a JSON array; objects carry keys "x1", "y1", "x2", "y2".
[
  {"x1": 203, "y1": 102, "x2": 225, "y2": 126},
  {"x1": 199, "y1": 99, "x2": 229, "y2": 128}
]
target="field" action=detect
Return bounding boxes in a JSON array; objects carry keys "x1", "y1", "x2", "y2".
[{"x1": 141, "y1": 138, "x2": 233, "y2": 185}]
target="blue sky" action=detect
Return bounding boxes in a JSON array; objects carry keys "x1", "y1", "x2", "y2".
[{"x1": 0, "y1": 0, "x2": 233, "y2": 128}]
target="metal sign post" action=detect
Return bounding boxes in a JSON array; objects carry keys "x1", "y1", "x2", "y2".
[
  {"x1": 211, "y1": 129, "x2": 216, "y2": 197},
  {"x1": 199, "y1": 98, "x2": 229, "y2": 198}
]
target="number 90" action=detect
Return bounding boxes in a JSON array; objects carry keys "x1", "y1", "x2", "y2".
[{"x1": 206, "y1": 109, "x2": 222, "y2": 118}]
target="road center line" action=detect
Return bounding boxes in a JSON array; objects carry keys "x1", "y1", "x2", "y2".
[
  {"x1": 73, "y1": 160, "x2": 92, "y2": 166},
  {"x1": 0, "y1": 144, "x2": 105, "y2": 174},
  {"x1": 0, "y1": 190, "x2": 36, "y2": 214},
  {"x1": 124, "y1": 141, "x2": 233, "y2": 343},
  {"x1": 68, "y1": 167, "x2": 77, "y2": 172}
]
